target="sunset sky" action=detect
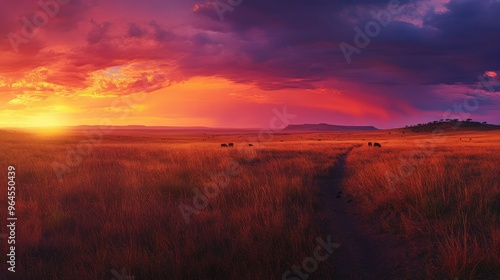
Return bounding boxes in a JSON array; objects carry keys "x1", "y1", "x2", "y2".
[{"x1": 0, "y1": 0, "x2": 499, "y2": 129}]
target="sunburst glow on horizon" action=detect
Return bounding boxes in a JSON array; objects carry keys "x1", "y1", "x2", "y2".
[{"x1": 1, "y1": 0, "x2": 499, "y2": 129}]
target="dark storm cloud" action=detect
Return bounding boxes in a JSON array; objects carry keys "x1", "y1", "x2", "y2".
[{"x1": 192, "y1": 0, "x2": 500, "y2": 88}]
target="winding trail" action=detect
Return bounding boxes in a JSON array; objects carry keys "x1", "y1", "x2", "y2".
[{"x1": 317, "y1": 145, "x2": 425, "y2": 280}]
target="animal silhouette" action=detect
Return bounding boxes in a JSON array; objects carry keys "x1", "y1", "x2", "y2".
[{"x1": 374, "y1": 142, "x2": 382, "y2": 148}]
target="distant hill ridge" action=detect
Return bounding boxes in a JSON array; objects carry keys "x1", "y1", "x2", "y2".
[{"x1": 284, "y1": 123, "x2": 378, "y2": 132}]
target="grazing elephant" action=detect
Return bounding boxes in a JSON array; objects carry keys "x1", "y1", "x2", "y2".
[
  {"x1": 368, "y1": 142, "x2": 372, "y2": 147},
  {"x1": 248, "y1": 144, "x2": 253, "y2": 147},
  {"x1": 374, "y1": 142, "x2": 381, "y2": 148},
  {"x1": 221, "y1": 144, "x2": 228, "y2": 148},
  {"x1": 228, "y1": 143, "x2": 234, "y2": 147}
]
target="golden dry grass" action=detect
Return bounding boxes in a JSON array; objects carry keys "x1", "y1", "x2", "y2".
[
  {"x1": 0, "y1": 129, "x2": 352, "y2": 279},
  {"x1": 0, "y1": 128, "x2": 498, "y2": 279},
  {"x1": 342, "y1": 130, "x2": 500, "y2": 279}
]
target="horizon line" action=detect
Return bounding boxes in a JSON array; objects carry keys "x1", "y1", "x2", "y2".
[{"x1": 0, "y1": 123, "x2": 389, "y2": 130}]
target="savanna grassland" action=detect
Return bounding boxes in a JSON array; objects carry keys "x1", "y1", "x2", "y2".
[
  {"x1": 0, "y1": 128, "x2": 352, "y2": 279},
  {"x1": 342, "y1": 129, "x2": 500, "y2": 279},
  {"x1": 0, "y1": 128, "x2": 499, "y2": 279}
]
